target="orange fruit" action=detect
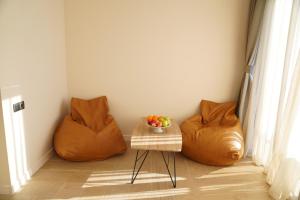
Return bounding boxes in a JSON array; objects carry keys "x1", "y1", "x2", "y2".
[
  {"x1": 147, "y1": 115, "x2": 153, "y2": 122},
  {"x1": 152, "y1": 115, "x2": 158, "y2": 121}
]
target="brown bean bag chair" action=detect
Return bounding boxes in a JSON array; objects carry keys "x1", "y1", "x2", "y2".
[
  {"x1": 180, "y1": 100, "x2": 244, "y2": 166},
  {"x1": 54, "y1": 96, "x2": 127, "y2": 161}
]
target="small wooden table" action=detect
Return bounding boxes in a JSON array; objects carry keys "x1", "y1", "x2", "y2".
[{"x1": 130, "y1": 118, "x2": 182, "y2": 188}]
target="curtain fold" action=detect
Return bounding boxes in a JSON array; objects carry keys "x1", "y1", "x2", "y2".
[
  {"x1": 238, "y1": 0, "x2": 266, "y2": 156},
  {"x1": 250, "y1": 0, "x2": 293, "y2": 166}
]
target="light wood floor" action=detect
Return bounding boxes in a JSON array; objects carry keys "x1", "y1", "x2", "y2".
[{"x1": 0, "y1": 146, "x2": 272, "y2": 200}]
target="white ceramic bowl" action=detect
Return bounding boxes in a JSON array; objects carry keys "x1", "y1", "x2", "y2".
[{"x1": 146, "y1": 120, "x2": 171, "y2": 133}]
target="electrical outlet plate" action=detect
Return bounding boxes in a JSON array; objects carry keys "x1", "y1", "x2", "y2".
[{"x1": 13, "y1": 101, "x2": 25, "y2": 112}]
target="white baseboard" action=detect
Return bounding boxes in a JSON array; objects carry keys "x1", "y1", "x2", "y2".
[
  {"x1": 28, "y1": 148, "x2": 54, "y2": 176},
  {"x1": 123, "y1": 134, "x2": 131, "y2": 141},
  {"x1": 0, "y1": 184, "x2": 12, "y2": 194}
]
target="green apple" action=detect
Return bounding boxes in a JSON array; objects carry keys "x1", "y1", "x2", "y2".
[
  {"x1": 162, "y1": 120, "x2": 169, "y2": 127},
  {"x1": 164, "y1": 117, "x2": 170, "y2": 123}
]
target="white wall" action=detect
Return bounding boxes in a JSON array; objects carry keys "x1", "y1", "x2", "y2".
[
  {"x1": 0, "y1": 1, "x2": 250, "y2": 192},
  {"x1": 65, "y1": 0, "x2": 250, "y2": 137},
  {"x1": 0, "y1": 0, "x2": 68, "y2": 192}
]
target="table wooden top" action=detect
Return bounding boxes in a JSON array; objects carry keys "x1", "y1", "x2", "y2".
[{"x1": 131, "y1": 118, "x2": 182, "y2": 152}]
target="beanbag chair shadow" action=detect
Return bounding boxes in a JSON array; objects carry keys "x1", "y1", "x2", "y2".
[
  {"x1": 180, "y1": 100, "x2": 244, "y2": 166},
  {"x1": 54, "y1": 96, "x2": 127, "y2": 161}
]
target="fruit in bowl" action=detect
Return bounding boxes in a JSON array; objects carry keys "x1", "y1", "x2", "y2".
[{"x1": 146, "y1": 115, "x2": 171, "y2": 133}]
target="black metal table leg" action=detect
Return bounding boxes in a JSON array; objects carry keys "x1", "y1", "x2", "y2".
[
  {"x1": 161, "y1": 151, "x2": 176, "y2": 188},
  {"x1": 131, "y1": 150, "x2": 149, "y2": 184}
]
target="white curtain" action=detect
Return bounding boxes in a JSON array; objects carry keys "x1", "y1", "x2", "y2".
[{"x1": 245, "y1": 0, "x2": 300, "y2": 199}]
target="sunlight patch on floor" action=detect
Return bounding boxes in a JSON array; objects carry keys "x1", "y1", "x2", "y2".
[
  {"x1": 206, "y1": 165, "x2": 263, "y2": 174},
  {"x1": 199, "y1": 181, "x2": 261, "y2": 191},
  {"x1": 83, "y1": 170, "x2": 185, "y2": 188},
  {"x1": 197, "y1": 171, "x2": 256, "y2": 179}
]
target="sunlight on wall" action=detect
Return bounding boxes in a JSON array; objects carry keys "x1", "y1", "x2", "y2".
[
  {"x1": 83, "y1": 170, "x2": 185, "y2": 188},
  {"x1": 1, "y1": 87, "x2": 30, "y2": 192}
]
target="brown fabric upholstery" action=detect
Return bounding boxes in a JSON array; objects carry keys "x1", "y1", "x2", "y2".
[
  {"x1": 180, "y1": 100, "x2": 244, "y2": 166},
  {"x1": 54, "y1": 97, "x2": 127, "y2": 161},
  {"x1": 71, "y1": 97, "x2": 109, "y2": 132}
]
